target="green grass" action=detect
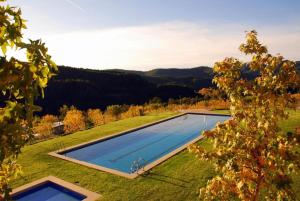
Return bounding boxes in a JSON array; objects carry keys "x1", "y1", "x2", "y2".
[{"x1": 11, "y1": 110, "x2": 300, "y2": 201}]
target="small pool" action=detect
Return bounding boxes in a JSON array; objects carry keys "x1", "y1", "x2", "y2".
[
  {"x1": 12, "y1": 181, "x2": 86, "y2": 201},
  {"x1": 11, "y1": 176, "x2": 100, "y2": 201},
  {"x1": 51, "y1": 113, "x2": 229, "y2": 178}
]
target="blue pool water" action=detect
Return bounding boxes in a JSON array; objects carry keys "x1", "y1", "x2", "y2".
[
  {"x1": 12, "y1": 181, "x2": 86, "y2": 201},
  {"x1": 61, "y1": 113, "x2": 229, "y2": 174}
]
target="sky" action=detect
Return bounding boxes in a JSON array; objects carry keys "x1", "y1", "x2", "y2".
[{"x1": 4, "y1": 0, "x2": 300, "y2": 70}]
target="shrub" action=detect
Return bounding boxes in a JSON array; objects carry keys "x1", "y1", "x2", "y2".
[
  {"x1": 122, "y1": 106, "x2": 144, "y2": 118},
  {"x1": 63, "y1": 109, "x2": 86, "y2": 133},
  {"x1": 106, "y1": 105, "x2": 123, "y2": 120},
  {"x1": 87, "y1": 109, "x2": 104, "y2": 127},
  {"x1": 33, "y1": 115, "x2": 58, "y2": 139},
  {"x1": 59, "y1": 105, "x2": 77, "y2": 120}
]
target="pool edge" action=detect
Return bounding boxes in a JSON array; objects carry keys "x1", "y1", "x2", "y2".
[{"x1": 48, "y1": 112, "x2": 230, "y2": 179}]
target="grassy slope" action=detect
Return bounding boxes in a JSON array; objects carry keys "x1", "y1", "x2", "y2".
[{"x1": 11, "y1": 111, "x2": 300, "y2": 201}]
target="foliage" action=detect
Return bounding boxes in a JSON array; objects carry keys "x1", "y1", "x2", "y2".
[
  {"x1": 198, "y1": 87, "x2": 222, "y2": 100},
  {"x1": 105, "y1": 105, "x2": 124, "y2": 120},
  {"x1": 291, "y1": 93, "x2": 300, "y2": 108},
  {"x1": 58, "y1": 105, "x2": 76, "y2": 120},
  {"x1": 149, "y1": 97, "x2": 162, "y2": 104},
  {"x1": 63, "y1": 109, "x2": 86, "y2": 134},
  {"x1": 190, "y1": 31, "x2": 299, "y2": 200},
  {"x1": 33, "y1": 115, "x2": 58, "y2": 139},
  {"x1": 87, "y1": 109, "x2": 104, "y2": 127},
  {"x1": 168, "y1": 98, "x2": 176, "y2": 105},
  {"x1": 121, "y1": 105, "x2": 144, "y2": 118},
  {"x1": 0, "y1": 0, "x2": 56, "y2": 198}
]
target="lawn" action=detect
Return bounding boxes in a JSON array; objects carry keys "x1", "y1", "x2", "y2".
[{"x1": 11, "y1": 110, "x2": 300, "y2": 201}]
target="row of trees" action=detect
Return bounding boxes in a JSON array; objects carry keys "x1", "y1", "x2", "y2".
[
  {"x1": 32, "y1": 105, "x2": 146, "y2": 138},
  {"x1": 33, "y1": 90, "x2": 300, "y2": 140},
  {"x1": 31, "y1": 96, "x2": 215, "y2": 139}
]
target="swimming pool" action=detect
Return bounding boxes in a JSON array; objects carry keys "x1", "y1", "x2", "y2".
[
  {"x1": 50, "y1": 113, "x2": 230, "y2": 178},
  {"x1": 11, "y1": 176, "x2": 100, "y2": 201},
  {"x1": 12, "y1": 182, "x2": 85, "y2": 201}
]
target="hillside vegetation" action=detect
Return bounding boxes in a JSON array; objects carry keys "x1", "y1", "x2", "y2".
[{"x1": 35, "y1": 63, "x2": 300, "y2": 115}]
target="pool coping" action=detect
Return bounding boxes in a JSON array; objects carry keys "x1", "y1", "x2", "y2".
[
  {"x1": 48, "y1": 112, "x2": 230, "y2": 179},
  {"x1": 10, "y1": 176, "x2": 101, "y2": 201}
]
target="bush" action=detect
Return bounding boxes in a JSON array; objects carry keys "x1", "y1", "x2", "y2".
[
  {"x1": 122, "y1": 106, "x2": 144, "y2": 118},
  {"x1": 87, "y1": 109, "x2": 104, "y2": 127},
  {"x1": 106, "y1": 105, "x2": 124, "y2": 120},
  {"x1": 59, "y1": 105, "x2": 77, "y2": 120},
  {"x1": 33, "y1": 115, "x2": 58, "y2": 139},
  {"x1": 63, "y1": 109, "x2": 86, "y2": 133},
  {"x1": 291, "y1": 93, "x2": 300, "y2": 108}
]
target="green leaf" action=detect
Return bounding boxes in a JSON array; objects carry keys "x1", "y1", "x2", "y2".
[
  {"x1": 29, "y1": 65, "x2": 37, "y2": 73},
  {"x1": 1, "y1": 43, "x2": 7, "y2": 54}
]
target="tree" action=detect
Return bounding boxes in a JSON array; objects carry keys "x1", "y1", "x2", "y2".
[
  {"x1": 190, "y1": 31, "x2": 299, "y2": 200},
  {"x1": 33, "y1": 115, "x2": 58, "y2": 139},
  {"x1": 198, "y1": 88, "x2": 220, "y2": 100},
  {"x1": 59, "y1": 105, "x2": 77, "y2": 120},
  {"x1": 87, "y1": 109, "x2": 103, "y2": 127},
  {"x1": 0, "y1": 0, "x2": 56, "y2": 199},
  {"x1": 149, "y1": 97, "x2": 162, "y2": 104},
  {"x1": 63, "y1": 109, "x2": 86, "y2": 134},
  {"x1": 122, "y1": 105, "x2": 144, "y2": 118},
  {"x1": 106, "y1": 105, "x2": 123, "y2": 120},
  {"x1": 168, "y1": 98, "x2": 177, "y2": 105},
  {"x1": 147, "y1": 97, "x2": 163, "y2": 112}
]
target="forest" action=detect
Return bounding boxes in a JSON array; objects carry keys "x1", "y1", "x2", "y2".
[{"x1": 36, "y1": 63, "x2": 300, "y2": 115}]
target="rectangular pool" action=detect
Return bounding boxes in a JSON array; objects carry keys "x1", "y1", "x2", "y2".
[
  {"x1": 12, "y1": 182, "x2": 86, "y2": 201},
  {"x1": 50, "y1": 113, "x2": 230, "y2": 178},
  {"x1": 11, "y1": 176, "x2": 100, "y2": 201}
]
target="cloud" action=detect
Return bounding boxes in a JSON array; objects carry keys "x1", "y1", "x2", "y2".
[{"x1": 20, "y1": 21, "x2": 300, "y2": 70}]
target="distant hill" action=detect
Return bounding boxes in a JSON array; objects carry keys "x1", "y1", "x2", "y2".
[
  {"x1": 103, "y1": 66, "x2": 213, "y2": 78},
  {"x1": 35, "y1": 61, "x2": 300, "y2": 115},
  {"x1": 37, "y1": 66, "x2": 198, "y2": 114},
  {"x1": 104, "y1": 66, "x2": 214, "y2": 89},
  {"x1": 144, "y1": 66, "x2": 213, "y2": 78}
]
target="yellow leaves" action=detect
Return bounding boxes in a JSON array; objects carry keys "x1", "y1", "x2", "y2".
[
  {"x1": 121, "y1": 106, "x2": 145, "y2": 118},
  {"x1": 38, "y1": 77, "x2": 48, "y2": 88},
  {"x1": 41, "y1": 66, "x2": 50, "y2": 77},
  {"x1": 87, "y1": 109, "x2": 104, "y2": 127},
  {"x1": 0, "y1": 1, "x2": 56, "y2": 197},
  {"x1": 192, "y1": 30, "x2": 299, "y2": 201},
  {"x1": 0, "y1": 160, "x2": 22, "y2": 199},
  {"x1": 33, "y1": 115, "x2": 58, "y2": 138},
  {"x1": 1, "y1": 43, "x2": 7, "y2": 55},
  {"x1": 29, "y1": 65, "x2": 37, "y2": 73},
  {"x1": 237, "y1": 180, "x2": 245, "y2": 191},
  {"x1": 63, "y1": 109, "x2": 86, "y2": 134},
  {"x1": 203, "y1": 130, "x2": 215, "y2": 138},
  {"x1": 239, "y1": 30, "x2": 268, "y2": 55}
]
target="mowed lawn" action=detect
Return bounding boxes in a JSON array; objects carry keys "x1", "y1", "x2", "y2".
[{"x1": 11, "y1": 110, "x2": 300, "y2": 201}]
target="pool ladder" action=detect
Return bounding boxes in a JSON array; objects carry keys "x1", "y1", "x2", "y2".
[{"x1": 130, "y1": 157, "x2": 146, "y2": 174}]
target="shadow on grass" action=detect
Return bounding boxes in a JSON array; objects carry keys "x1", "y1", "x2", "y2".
[{"x1": 141, "y1": 172, "x2": 190, "y2": 188}]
